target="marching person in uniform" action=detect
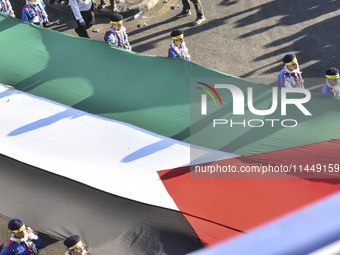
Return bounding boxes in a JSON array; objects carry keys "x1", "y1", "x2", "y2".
[
  {"x1": 64, "y1": 235, "x2": 88, "y2": 255},
  {"x1": 69, "y1": 0, "x2": 95, "y2": 38},
  {"x1": 22, "y1": 0, "x2": 49, "y2": 27},
  {"x1": 168, "y1": 30, "x2": 190, "y2": 61},
  {"x1": 0, "y1": 0, "x2": 15, "y2": 17},
  {"x1": 0, "y1": 217, "x2": 45, "y2": 255},
  {"x1": 278, "y1": 53, "x2": 304, "y2": 88},
  {"x1": 104, "y1": 13, "x2": 131, "y2": 51},
  {"x1": 321, "y1": 67, "x2": 340, "y2": 97}
]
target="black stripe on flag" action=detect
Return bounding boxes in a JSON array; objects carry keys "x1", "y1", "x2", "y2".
[{"x1": 0, "y1": 154, "x2": 203, "y2": 254}]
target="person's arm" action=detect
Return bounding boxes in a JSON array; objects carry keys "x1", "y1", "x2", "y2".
[
  {"x1": 27, "y1": 229, "x2": 46, "y2": 249},
  {"x1": 277, "y1": 72, "x2": 287, "y2": 88},
  {"x1": 104, "y1": 31, "x2": 109, "y2": 42},
  {"x1": 321, "y1": 84, "x2": 333, "y2": 96},
  {"x1": 6, "y1": 0, "x2": 15, "y2": 17},
  {"x1": 277, "y1": 78, "x2": 285, "y2": 88},
  {"x1": 105, "y1": 33, "x2": 116, "y2": 45},
  {"x1": 179, "y1": 45, "x2": 190, "y2": 60},
  {"x1": 168, "y1": 47, "x2": 178, "y2": 58},
  {"x1": 0, "y1": 241, "x2": 13, "y2": 255},
  {"x1": 33, "y1": 236, "x2": 46, "y2": 249},
  {"x1": 40, "y1": 0, "x2": 46, "y2": 9},
  {"x1": 70, "y1": 0, "x2": 84, "y2": 23},
  {"x1": 22, "y1": 8, "x2": 30, "y2": 22},
  {"x1": 0, "y1": 247, "x2": 9, "y2": 255},
  {"x1": 298, "y1": 74, "x2": 304, "y2": 88},
  {"x1": 123, "y1": 31, "x2": 131, "y2": 51}
]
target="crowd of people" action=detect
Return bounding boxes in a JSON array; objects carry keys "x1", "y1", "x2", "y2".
[
  {"x1": 0, "y1": 0, "x2": 201, "y2": 57},
  {"x1": 1, "y1": 0, "x2": 339, "y2": 89},
  {"x1": 0, "y1": 217, "x2": 88, "y2": 255},
  {"x1": 1, "y1": 0, "x2": 338, "y2": 95}
]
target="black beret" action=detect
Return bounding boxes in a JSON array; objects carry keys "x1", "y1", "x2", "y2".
[
  {"x1": 64, "y1": 235, "x2": 81, "y2": 249},
  {"x1": 110, "y1": 13, "x2": 123, "y2": 22},
  {"x1": 8, "y1": 218, "x2": 24, "y2": 231},
  {"x1": 283, "y1": 53, "x2": 296, "y2": 64},
  {"x1": 171, "y1": 30, "x2": 184, "y2": 38},
  {"x1": 326, "y1": 67, "x2": 339, "y2": 76}
]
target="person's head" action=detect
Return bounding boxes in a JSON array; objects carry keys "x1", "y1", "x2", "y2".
[
  {"x1": 110, "y1": 13, "x2": 123, "y2": 31},
  {"x1": 64, "y1": 235, "x2": 87, "y2": 255},
  {"x1": 326, "y1": 67, "x2": 340, "y2": 86},
  {"x1": 283, "y1": 53, "x2": 299, "y2": 72},
  {"x1": 8, "y1": 218, "x2": 27, "y2": 239},
  {"x1": 171, "y1": 30, "x2": 184, "y2": 47}
]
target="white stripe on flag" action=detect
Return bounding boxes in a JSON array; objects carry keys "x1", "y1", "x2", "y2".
[{"x1": 0, "y1": 84, "x2": 239, "y2": 210}]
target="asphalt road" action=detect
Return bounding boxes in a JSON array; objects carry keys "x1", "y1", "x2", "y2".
[{"x1": 2, "y1": 0, "x2": 340, "y2": 254}]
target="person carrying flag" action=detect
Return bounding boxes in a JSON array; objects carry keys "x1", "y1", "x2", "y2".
[
  {"x1": 63, "y1": 235, "x2": 88, "y2": 255},
  {"x1": 321, "y1": 67, "x2": 340, "y2": 97},
  {"x1": 104, "y1": 13, "x2": 131, "y2": 51},
  {"x1": 22, "y1": 0, "x2": 49, "y2": 27},
  {"x1": 168, "y1": 30, "x2": 191, "y2": 61},
  {"x1": 0, "y1": 0, "x2": 15, "y2": 17},
  {"x1": 0, "y1": 217, "x2": 45, "y2": 255},
  {"x1": 278, "y1": 53, "x2": 304, "y2": 88}
]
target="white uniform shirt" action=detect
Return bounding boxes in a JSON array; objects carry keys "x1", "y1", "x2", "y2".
[{"x1": 70, "y1": 0, "x2": 92, "y2": 23}]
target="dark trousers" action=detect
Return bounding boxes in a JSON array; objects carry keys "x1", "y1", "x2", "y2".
[
  {"x1": 182, "y1": 0, "x2": 204, "y2": 18},
  {"x1": 74, "y1": 9, "x2": 95, "y2": 38}
]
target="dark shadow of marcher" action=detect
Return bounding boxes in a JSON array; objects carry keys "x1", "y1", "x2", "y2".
[
  {"x1": 231, "y1": 0, "x2": 340, "y2": 79},
  {"x1": 8, "y1": 109, "x2": 83, "y2": 136},
  {"x1": 258, "y1": 15, "x2": 340, "y2": 79},
  {"x1": 122, "y1": 139, "x2": 176, "y2": 163},
  {"x1": 219, "y1": 0, "x2": 239, "y2": 7}
]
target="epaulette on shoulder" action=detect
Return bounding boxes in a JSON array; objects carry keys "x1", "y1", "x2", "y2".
[
  {"x1": 4, "y1": 240, "x2": 13, "y2": 248},
  {"x1": 104, "y1": 31, "x2": 111, "y2": 38}
]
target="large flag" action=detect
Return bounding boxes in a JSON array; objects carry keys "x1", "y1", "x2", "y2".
[{"x1": 1, "y1": 13, "x2": 340, "y2": 254}]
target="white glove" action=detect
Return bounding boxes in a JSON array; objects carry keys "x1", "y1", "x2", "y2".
[
  {"x1": 32, "y1": 16, "x2": 40, "y2": 24},
  {"x1": 28, "y1": 232, "x2": 38, "y2": 240}
]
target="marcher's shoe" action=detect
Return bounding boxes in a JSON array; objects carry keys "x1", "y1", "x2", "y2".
[
  {"x1": 177, "y1": 10, "x2": 191, "y2": 18},
  {"x1": 74, "y1": 27, "x2": 81, "y2": 36},
  {"x1": 192, "y1": 16, "x2": 206, "y2": 26}
]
